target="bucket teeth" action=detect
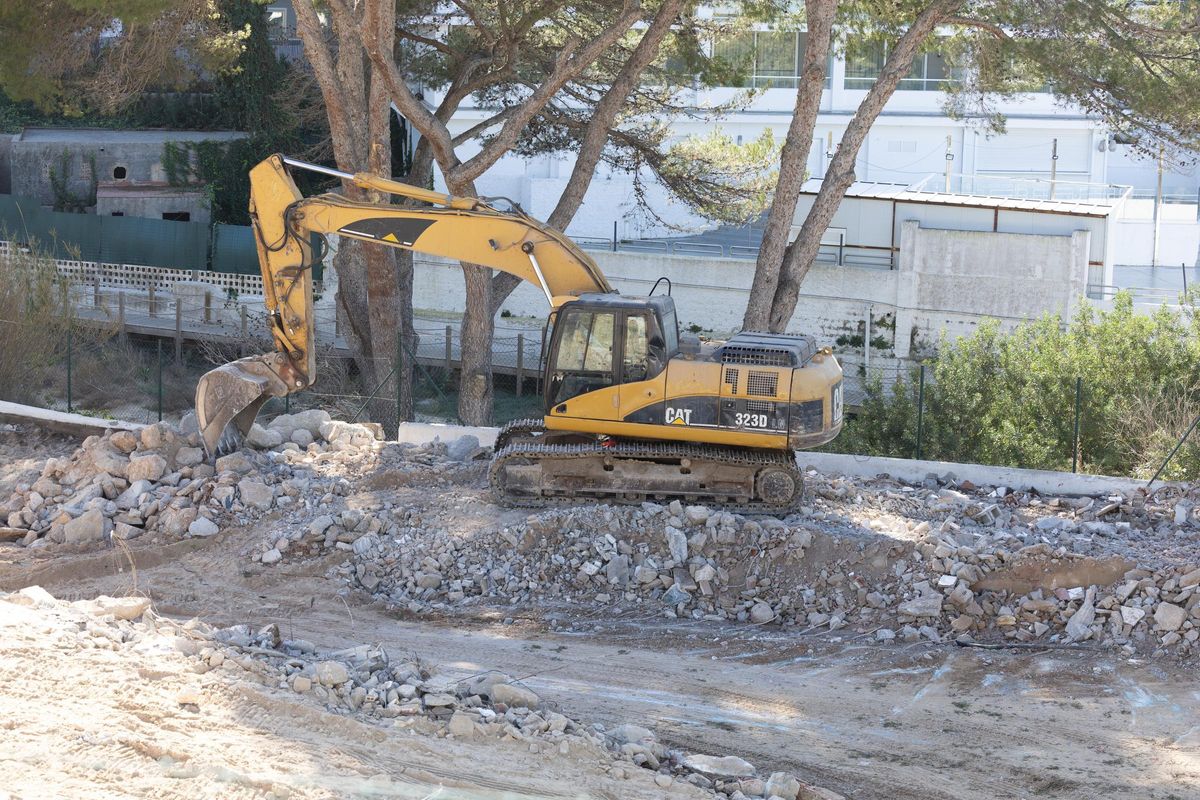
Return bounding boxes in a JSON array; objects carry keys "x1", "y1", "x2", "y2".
[{"x1": 195, "y1": 354, "x2": 293, "y2": 457}]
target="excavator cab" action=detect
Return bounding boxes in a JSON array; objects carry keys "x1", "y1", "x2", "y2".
[{"x1": 543, "y1": 294, "x2": 678, "y2": 411}]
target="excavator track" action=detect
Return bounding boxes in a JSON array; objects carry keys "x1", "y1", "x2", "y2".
[
  {"x1": 494, "y1": 418, "x2": 546, "y2": 451},
  {"x1": 488, "y1": 439, "x2": 804, "y2": 515}
]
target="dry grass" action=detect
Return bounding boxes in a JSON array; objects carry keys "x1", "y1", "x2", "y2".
[
  {"x1": 0, "y1": 244, "x2": 77, "y2": 405},
  {"x1": 1111, "y1": 378, "x2": 1200, "y2": 480}
]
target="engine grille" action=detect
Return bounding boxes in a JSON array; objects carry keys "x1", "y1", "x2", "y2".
[
  {"x1": 723, "y1": 367, "x2": 739, "y2": 393},
  {"x1": 747, "y1": 371, "x2": 778, "y2": 397},
  {"x1": 719, "y1": 346, "x2": 794, "y2": 367}
]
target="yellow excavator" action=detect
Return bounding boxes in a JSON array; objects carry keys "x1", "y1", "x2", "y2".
[{"x1": 196, "y1": 155, "x2": 844, "y2": 512}]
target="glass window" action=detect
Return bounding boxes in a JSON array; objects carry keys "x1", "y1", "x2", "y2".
[
  {"x1": 845, "y1": 39, "x2": 958, "y2": 91},
  {"x1": 661, "y1": 306, "x2": 679, "y2": 355},
  {"x1": 713, "y1": 30, "x2": 830, "y2": 89},
  {"x1": 714, "y1": 31, "x2": 754, "y2": 87},
  {"x1": 755, "y1": 31, "x2": 797, "y2": 79},
  {"x1": 555, "y1": 311, "x2": 614, "y2": 372},
  {"x1": 551, "y1": 311, "x2": 616, "y2": 405},
  {"x1": 844, "y1": 40, "x2": 886, "y2": 89},
  {"x1": 623, "y1": 315, "x2": 649, "y2": 382}
]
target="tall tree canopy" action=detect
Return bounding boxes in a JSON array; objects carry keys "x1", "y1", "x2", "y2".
[{"x1": 745, "y1": 0, "x2": 1200, "y2": 334}]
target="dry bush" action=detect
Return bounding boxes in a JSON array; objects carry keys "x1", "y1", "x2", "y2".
[
  {"x1": 1111, "y1": 379, "x2": 1200, "y2": 480},
  {"x1": 0, "y1": 244, "x2": 76, "y2": 405}
]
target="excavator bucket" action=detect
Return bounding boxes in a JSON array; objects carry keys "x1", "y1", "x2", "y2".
[{"x1": 196, "y1": 352, "x2": 296, "y2": 457}]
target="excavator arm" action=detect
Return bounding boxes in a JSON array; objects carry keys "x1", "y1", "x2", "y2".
[{"x1": 196, "y1": 154, "x2": 612, "y2": 455}]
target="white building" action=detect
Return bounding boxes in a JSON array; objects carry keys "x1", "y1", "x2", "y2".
[{"x1": 428, "y1": 27, "x2": 1198, "y2": 269}]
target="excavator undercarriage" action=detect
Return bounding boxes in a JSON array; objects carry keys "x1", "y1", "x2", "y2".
[{"x1": 489, "y1": 420, "x2": 805, "y2": 513}]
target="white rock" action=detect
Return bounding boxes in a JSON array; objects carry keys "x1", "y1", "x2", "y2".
[
  {"x1": 898, "y1": 595, "x2": 943, "y2": 618},
  {"x1": 246, "y1": 423, "x2": 284, "y2": 449},
  {"x1": 175, "y1": 446, "x2": 204, "y2": 467},
  {"x1": 491, "y1": 682, "x2": 540, "y2": 709},
  {"x1": 129, "y1": 455, "x2": 169, "y2": 482},
  {"x1": 261, "y1": 548, "x2": 282, "y2": 564},
  {"x1": 291, "y1": 428, "x2": 314, "y2": 447},
  {"x1": 188, "y1": 517, "x2": 220, "y2": 537},
  {"x1": 666, "y1": 526, "x2": 688, "y2": 563},
  {"x1": 82, "y1": 595, "x2": 151, "y2": 621},
  {"x1": 765, "y1": 772, "x2": 801, "y2": 800},
  {"x1": 1155, "y1": 602, "x2": 1186, "y2": 632},
  {"x1": 448, "y1": 711, "x2": 476, "y2": 738},
  {"x1": 238, "y1": 478, "x2": 274, "y2": 510},
  {"x1": 683, "y1": 754, "x2": 756, "y2": 778},
  {"x1": 64, "y1": 509, "x2": 110, "y2": 544},
  {"x1": 315, "y1": 661, "x2": 350, "y2": 686},
  {"x1": 446, "y1": 434, "x2": 481, "y2": 462},
  {"x1": 749, "y1": 602, "x2": 775, "y2": 624},
  {"x1": 1120, "y1": 605, "x2": 1146, "y2": 626},
  {"x1": 215, "y1": 453, "x2": 253, "y2": 474},
  {"x1": 1065, "y1": 587, "x2": 1096, "y2": 642}
]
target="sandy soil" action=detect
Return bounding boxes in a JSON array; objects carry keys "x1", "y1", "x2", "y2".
[
  {"x1": 2, "y1": 425, "x2": 1199, "y2": 800},
  {"x1": 2, "y1": 515, "x2": 1198, "y2": 800}
]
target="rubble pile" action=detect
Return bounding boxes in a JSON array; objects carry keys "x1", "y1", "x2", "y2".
[
  {"x1": 5, "y1": 408, "x2": 1199, "y2": 659},
  {"x1": 0, "y1": 409, "x2": 398, "y2": 549},
  {"x1": 2, "y1": 586, "x2": 842, "y2": 800},
  {"x1": 337, "y1": 482, "x2": 1200, "y2": 658}
]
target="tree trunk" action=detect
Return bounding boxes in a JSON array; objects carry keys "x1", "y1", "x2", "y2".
[
  {"x1": 457, "y1": 261, "x2": 495, "y2": 424},
  {"x1": 742, "y1": 0, "x2": 836, "y2": 333},
  {"x1": 766, "y1": 1, "x2": 960, "y2": 333}
]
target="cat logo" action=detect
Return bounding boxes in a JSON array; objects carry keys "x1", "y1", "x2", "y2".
[{"x1": 665, "y1": 407, "x2": 692, "y2": 425}]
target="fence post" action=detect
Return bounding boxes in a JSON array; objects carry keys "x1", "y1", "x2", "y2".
[
  {"x1": 118, "y1": 292, "x2": 126, "y2": 335},
  {"x1": 516, "y1": 333, "x2": 525, "y2": 397},
  {"x1": 93, "y1": 275, "x2": 100, "y2": 308},
  {"x1": 444, "y1": 325, "x2": 453, "y2": 378},
  {"x1": 174, "y1": 299, "x2": 182, "y2": 363},
  {"x1": 66, "y1": 324, "x2": 73, "y2": 413},
  {"x1": 204, "y1": 290, "x2": 212, "y2": 324},
  {"x1": 915, "y1": 364, "x2": 926, "y2": 461},
  {"x1": 395, "y1": 329, "x2": 404, "y2": 439},
  {"x1": 157, "y1": 339, "x2": 163, "y2": 422},
  {"x1": 240, "y1": 303, "x2": 248, "y2": 337},
  {"x1": 148, "y1": 284, "x2": 156, "y2": 318},
  {"x1": 1072, "y1": 377, "x2": 1082, "y2": 473},
  {"x1": 612, "y1": 220, "x2": 617, "y2": 252}
]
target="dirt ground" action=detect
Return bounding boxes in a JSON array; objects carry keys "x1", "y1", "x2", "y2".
[{"x1": 2, "y1": 427, "x2": 1199, "y2": 800}]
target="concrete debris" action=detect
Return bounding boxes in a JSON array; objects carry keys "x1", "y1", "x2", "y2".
[{"x1": 6, "y1": 414, "x2": 1200, "y2": 662}]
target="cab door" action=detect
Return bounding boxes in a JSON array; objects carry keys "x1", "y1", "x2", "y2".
[
  {"x1": 545, "y1": 308, "x2": 621, "y2": 421},
  {"x1": 618, "y1": 311, "x2": 667, "y2": 419}
]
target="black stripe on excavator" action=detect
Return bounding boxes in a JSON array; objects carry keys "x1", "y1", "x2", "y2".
[
  {"x1": 623, "y1": 395, "x2": 823, "y2": 433},
  {"x1": 338, "y1": 218, "x2": 436, "y2": 247}
]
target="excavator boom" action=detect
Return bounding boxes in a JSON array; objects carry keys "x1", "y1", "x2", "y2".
[{"x1": 197, "y1": 155, "x2": 610, "y2": 455}]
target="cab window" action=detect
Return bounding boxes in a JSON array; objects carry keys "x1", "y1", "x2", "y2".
[
  {"x1": 623, "y1": 314, "x2": 649, "y2": 382},
  {"x1": 550, "y1": 310, "x2": 615, "y2": 404}
]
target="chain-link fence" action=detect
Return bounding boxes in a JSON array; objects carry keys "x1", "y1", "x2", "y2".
[
  {"x1": 830, "y1": 360, "x2": 1200, "y2": 481},
  {"x1": 0, "y1": 276, "x2": 545, "y2": 431}
]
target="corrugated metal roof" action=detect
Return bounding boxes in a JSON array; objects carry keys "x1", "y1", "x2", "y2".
[{"x1": 799, "y1": 178, "x2": 1127, "y2": 218}]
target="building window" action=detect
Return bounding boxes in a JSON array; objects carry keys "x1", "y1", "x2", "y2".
[
  {"x1": 844, "y1": 40, "x2": 960, "y2": 91},
  {"x1": 162, "y1": 211, "x2": 190, "y2": 222},
  {"x1": 112, "y1": 165, "x2": 127, "y2": 180},
  {"x1": 713, "y1": 30, "x2": 832, "y2": 90},
  {"x1": 267, "y1": 7, "x2": 288, "y2": 40}
]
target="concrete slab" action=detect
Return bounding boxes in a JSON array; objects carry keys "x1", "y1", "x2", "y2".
[{"x1": 0, "y1": 401, "x2": 143, "y2": 438}]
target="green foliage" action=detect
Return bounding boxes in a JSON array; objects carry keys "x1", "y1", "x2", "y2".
[
  {"x1": 834, "y1": 294, "x2": 1200, "y2": 479},
  {"x1": 48, "y1": 151, "x2": 98, "y2": 212}
]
